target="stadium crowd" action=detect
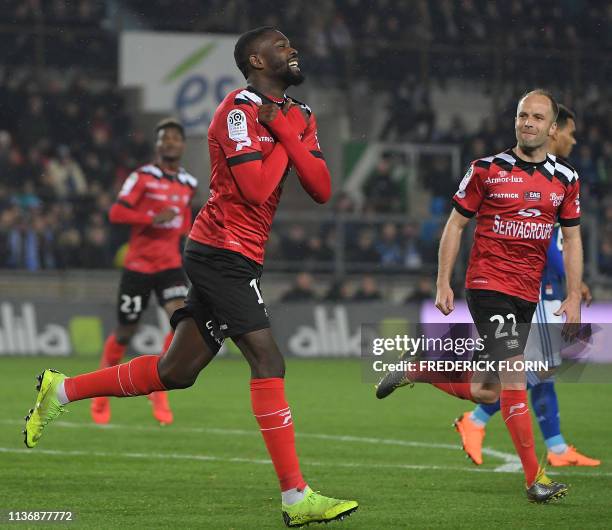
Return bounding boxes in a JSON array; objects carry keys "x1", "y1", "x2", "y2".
[
  {"x1": 120, "y1": 1, "x2": 612, "y2": 74},
  {"x1": 0, "y1": 0, "x2": 610, "y2": 280},
  {"x1": 0, "y1": 76, "x2": 152, "y2": 270}
]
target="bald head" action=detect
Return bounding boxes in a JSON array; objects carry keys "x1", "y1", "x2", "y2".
[{"x1": 518, "y1": 89, "x2": 559, "y2": 122}]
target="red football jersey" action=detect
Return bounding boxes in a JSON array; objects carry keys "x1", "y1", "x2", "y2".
[
  {"x1": 117, "y1": 164, "x2": 197, "y2": 273},
  {"x1": 453, "y1": 149, "x2": 580, "y2": 302},
  {"x1": 189, "y1": 86, "x2": 323, "y2": 264}
]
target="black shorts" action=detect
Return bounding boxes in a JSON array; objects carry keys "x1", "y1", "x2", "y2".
[
  {"x1": 117, "y1": 268, "x2": 189, "y2": 325},
  {"x1": 170, "y1": 239, "x2": 270, "y2": 354},
  {"x1": 466, "y1": 289, "x2": 537, "y2": 362}
]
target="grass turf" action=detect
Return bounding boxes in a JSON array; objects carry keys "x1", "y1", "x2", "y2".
[{"x1": 1, "y1": 357, "x2": 611, "y2": 529}]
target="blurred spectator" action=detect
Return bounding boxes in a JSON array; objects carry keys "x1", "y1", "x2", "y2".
[
  {"x1": 362, "y1": 153, "x2": 403, "y2": 213},
  {"x1": 600, "y1": 233, "x2": 612, "y2": 275},
  {"x1": 280, "y1": 224, "x2": 309, "y2": 262},
  {"x1": 353, "y1": 275, "x2": 383, "y2": 302},
  {"x1": 376, "y1": 222, "x2": 402, "y2": 266},
  {"x1": 126, "y1": 129, "x2": 153, "y2": 167},
  {"x1": 18, "y1": 94, "x2": 50, "y2": 148},
  {"x1": 5, "y1": 210, "x2": 57, "y2": 270},
  {"x1": 401, "y1": 223, "x2": 424, "y2": 270},
  {"x1": 281, "y1": 272, "x2": 318, "y2": 302},
  {"x1": 323, "y1": 278, "x2": 352, "y2": 303},
  {"x1": 348, "y1": 229, "x2": 380, "y2": 265},
  {"x1": 405, "y1": 275, "x2": 434, "y2": 303},
  {"x1": 45, "y1": 145, "x2": 87, "y2": 199},
  {"x1": 81, "y1": 213, "x2": 112, "y2": 268},
  {"x1": 14, "y1": 180, "x2": 42, "y2": 210},
  {"x1": 305, "y1": 235, "x2": 334, "y2": 264},
  {"x1": 422, "y1": 155, "x2": 455, "y2": 213}
]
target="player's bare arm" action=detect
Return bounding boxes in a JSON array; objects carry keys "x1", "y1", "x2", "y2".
[
  {"x1": 555, "y1": 224, "x2": 583, "y2": 338},
  {"x1": 581, "y1": 281, "x2": 593, "y2": 306},
  {"x1": 435, "y1": 208, "x2": 471, "y2": 315}
]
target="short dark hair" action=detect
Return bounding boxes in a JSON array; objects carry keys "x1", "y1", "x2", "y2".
[
  {"x1": 234, "y1": 26, "x2": 277, "y2": 79},
  {"x1": 556, "y1": 104, "x2": 576, "y2": 129},
  {"x1": 520, "y1": 88, "x2": 559, "y2": 122},
  {"x1": 155, "y1": 118, "x2": 185, "y2": 139}
]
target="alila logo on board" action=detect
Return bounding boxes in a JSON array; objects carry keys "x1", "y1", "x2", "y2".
[
  {"x1": 0, "y1": 303, "x2": 70, "y2": 356},
  {"x1": 0, "y1": 303, "x2": 169, "y2": 356}
]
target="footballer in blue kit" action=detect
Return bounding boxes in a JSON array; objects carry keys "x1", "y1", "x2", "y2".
[{"x1": 455, "y1": 105, "x2": 601, "y2": 467}]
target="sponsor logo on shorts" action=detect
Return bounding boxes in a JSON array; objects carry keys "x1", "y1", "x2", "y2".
[
  {"x1": 205, "y1": 320, "x2": 224, "y2": 346},
  {"x1": 162, "y1": 285, "x2": 188, "y2": 300},
  {"x1": 505, "y1": 339, "x2": 520, "y2": 350}
]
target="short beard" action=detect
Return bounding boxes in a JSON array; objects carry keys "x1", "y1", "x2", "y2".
[
  {"x1": 519, "y1": 143, "x2": 538, "y2": 155},
  {"x1": 281, "y1": 68, "x2": 305, "y2": 87}
]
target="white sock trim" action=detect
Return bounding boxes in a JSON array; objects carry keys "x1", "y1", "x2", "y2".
[
  {"x1": 57, "y1": 381, "x2": 69, "y2": 405},
  {"x1": 281, "y1": 486, "x2": 308, "y2": 505}
]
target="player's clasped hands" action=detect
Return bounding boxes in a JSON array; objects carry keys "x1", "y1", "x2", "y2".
[
  {"x1": 258, "y1": 103, "x2": 281, "y2": 124},
  {"x1": 258, "y1": 100, "x2": 308, "y2": 136},
  {"x1": 435, "y1": 284, "x2": 455, "y2": 315}
]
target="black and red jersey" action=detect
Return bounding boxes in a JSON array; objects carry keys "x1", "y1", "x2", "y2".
[
  {"x1": 189, "y1": 86, "x2": 322, "y2": 264},
  {"x1": 452, "y1": 148, "x2": 580, "y2": 302},
  {"x1": 116, "y1": 164, "x2": 197, "y2": 274}
]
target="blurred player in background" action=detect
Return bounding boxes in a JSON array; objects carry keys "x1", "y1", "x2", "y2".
[
  {"x1": 24, "y1": 27, "x2": 358, "y2": 527},
  {"x1": 377, "y1": 90, "x2": 582, "y2": 503},
  {"x1": 455, "y1": 105, "x2": 600, "y2": 467},
  {"x1": 91, "y1": 118, "x2": 197, "y2": 425}
]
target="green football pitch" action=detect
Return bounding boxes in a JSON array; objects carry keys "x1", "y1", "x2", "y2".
[{"x1": 1, "y1": 357, "x2": 611, "y2": 529}]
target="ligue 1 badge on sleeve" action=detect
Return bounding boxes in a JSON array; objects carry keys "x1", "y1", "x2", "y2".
[
  {"x1": 227, "y1": 109, "x2": 251, "y2": 151},
  {"x1": 456, "y1": 164, "x2": 473, "y2": 199}
]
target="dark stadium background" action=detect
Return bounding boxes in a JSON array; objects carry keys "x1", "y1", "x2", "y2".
[{"x1": 0, "y1": 2, "x2": 611, "y2": 528}]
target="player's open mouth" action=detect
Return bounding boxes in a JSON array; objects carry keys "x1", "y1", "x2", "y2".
[{"x1": 288, "y1": 59, "x2": 300, "y2": 70}]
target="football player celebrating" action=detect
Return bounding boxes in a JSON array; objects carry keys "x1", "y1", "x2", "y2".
[{"x1": 23, "y1": 27, "x2": 357, "y2": 527}]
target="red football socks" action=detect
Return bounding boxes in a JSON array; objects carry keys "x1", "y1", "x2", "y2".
[
  {"x1": 250, "y1": 378, "x2": 307, "y2": 492},
  {"x1": 431, "y1": 380, "x2": 473, "y2": 400},
  {"x1": 501, "y1": 389, "x2": 539, "y2": 485},
  {"x1": 425, "y1": 369, "x2": 473, "y2": 401},
  {"x1": 100, "y1": 334, "x2": 127, "y2": 368},
  {"x1": 65, "y1": 355, "x2": 166, "y2": 402}
]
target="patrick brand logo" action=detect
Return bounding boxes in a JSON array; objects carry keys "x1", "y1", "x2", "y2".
[{"x1": 509, "y1": 403, "x2": 526, "y2": 414}]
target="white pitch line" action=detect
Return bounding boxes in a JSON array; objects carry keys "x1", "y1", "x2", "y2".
[
  {"x1": 1, "y1": 446, "x2": 611, "y2": 478},
  {"x1": 1, "y1": 418, "x2": 520, "y2": 472}
]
